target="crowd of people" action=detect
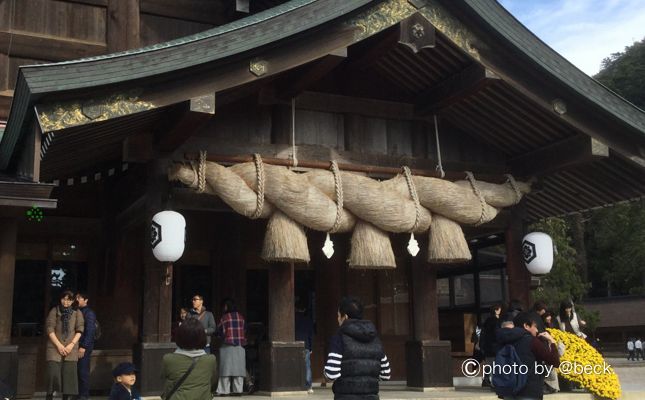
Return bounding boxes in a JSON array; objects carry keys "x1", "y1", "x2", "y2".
[
  {"x1": 626, "y1": 337, "x2": 643, "y2": 361},
  {"x1": 472, "y1": 299, "x2": 591, "y2": 399}
]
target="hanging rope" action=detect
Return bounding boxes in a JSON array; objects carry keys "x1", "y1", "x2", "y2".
[
  {"x1": 402, "y1": 166, "x2": 421, "y2": 232},
  {"x1": 433, "y1": 115, "x2": 445, "y2": 179},
  {"x1": 291, "y1": 98, "x2": 298, "y2": 168},
  {"x1": 328, "y1": 160, "x2": 344, "y2": 233},
  {"x1": 504, "y1": 174, "x2": 522, "y2": 205},
  {"x1": 197, "y1": 150, "x2": 207, "y2": 193},
  {"x1": 250, "y1": 153, "x2": 265, "y2": 219},
  {"x1": 465, "y1": 171, "x2": 486, "y2": 226}
]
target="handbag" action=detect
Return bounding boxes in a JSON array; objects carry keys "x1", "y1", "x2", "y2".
[{"x1": 164, "y1": 357, "x2": 198, "y2": 400}]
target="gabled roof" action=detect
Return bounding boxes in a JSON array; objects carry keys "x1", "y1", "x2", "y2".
[{"x1": 0, "y1": 0, "x2": 643, "y2": 220}]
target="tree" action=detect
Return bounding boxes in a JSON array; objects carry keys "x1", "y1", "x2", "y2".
[
  {"x1": 586, "y1": 201, "x2": 645, "y2": 296},
  {"x1": 595, "y1": 37, "x2": 645, "y2": 109}
]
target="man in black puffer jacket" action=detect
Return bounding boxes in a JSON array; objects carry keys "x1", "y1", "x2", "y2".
[{"x1": 324, "y1": 297, "x2": 391, "y2": 400}]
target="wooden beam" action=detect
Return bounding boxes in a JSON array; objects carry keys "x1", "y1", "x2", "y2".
[
  {"x1": 509, "y1": 135, "x2": 609, "y2": 176},
  {"x1": 0, "y1": 218, "x2": 17, "y2": 345},
  {"x1": 182, "y1": 142, "x2": 509, "y2": 182},
  {"x1": 261, "y1": 91, "x2": 418, "y2": 120},
  {"x1": 140, "y1": 24, "x2": 359, "y2": 110},
  {"x1": 16, "y1": 120, "x2": 41, "y2": 182},
  {"x1": 0, "y1": 90, "x2": 12, "y2": 120},
  {"x1": 415, "y1": 64, "x2": 500, "y2": 115},
  {"x1": 123, "y1": 132, "x2": 154, "y2": 163},
  {"x1": 274, "y1": 49, "x2": 347, "y2": 100},
  {"x1": 141, "y1": 0, "x2": 234, "y2": 25},
  {"x1": 346, "y1": 25, "x2": 401, "y2": 71},
  {"x1": 107, "y1": 0, "x2": 140, "y2": 53},
  {"x1": 0, "y1": 31, "x2": 106, "y2": 61},
  {"x1": 58, "y1": 0, "x2": 107, "y2": 6},
  {"x1": 156, "y1": 99, "x2": 215, "y2": 153}
]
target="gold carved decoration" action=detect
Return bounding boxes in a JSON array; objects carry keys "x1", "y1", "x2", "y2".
[
  {"x1": 36, "y1": 91, "x2": 155, "y2": 132},
  {"x1": 418, "y1": 0, "x2": 482, "y2": 60},
  {"x1": 347, "y1": 0, "x2": 417, "y2": 41}
]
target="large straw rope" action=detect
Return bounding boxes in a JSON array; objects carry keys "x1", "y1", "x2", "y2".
[{"x1": 170, "y1": 160, "x2": 530, "y2": 233}]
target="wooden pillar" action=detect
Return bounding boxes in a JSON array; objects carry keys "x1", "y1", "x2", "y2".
[
  {"x1": 0, "y1": 218, "x2": 17, "y2": 345},
  {"x1": 505, "y1": 203, "x2": 531, "y2": 310},
  {"x1": 268, "y1": 263, "x2": 295, "y2": 341},
  {"x1": 407, "y1": 236, "x2": 452, "y2": 389},
  {"x1": 107, "y1": 0, "x2": 140, "y2": 53},
  {"x1": 260, "y1": 261, "x2": 304, "y2": 393},
  {"x1": 0, "y1": 218, "x2": 19, "y2": 394},
  {"x1": 136, "y1": 160, "x2": 175, "y2": 396}
]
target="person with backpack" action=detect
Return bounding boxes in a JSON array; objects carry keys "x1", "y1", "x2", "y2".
[
  {"x1": 76, "y1": 292, "x2": 97, "y2": 400},
  {"x1": 494, "y1": 312, "x2": 560, "y2": 399}
]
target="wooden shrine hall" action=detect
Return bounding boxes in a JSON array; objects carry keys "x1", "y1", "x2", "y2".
[{"x1": 1, "y1": 0, "x2": 644, "y2": 396}]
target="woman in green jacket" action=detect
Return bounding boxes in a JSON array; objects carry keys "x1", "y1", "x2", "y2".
[{"x1": 162, "y1": 319, "x2": 216, "y2": 400}]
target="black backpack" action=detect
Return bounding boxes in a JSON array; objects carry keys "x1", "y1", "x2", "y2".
[
  {"x1": 492, "y1": 343, "x2": 529, "y2": 397},
  {"x1": 94, "y1": 319, "x2": 102, "y2": 341}
]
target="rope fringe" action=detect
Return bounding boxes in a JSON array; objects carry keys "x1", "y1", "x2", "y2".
[
  {"x1": 329, "y1": 160, "x2": 344, "y2": 233},
  {"x1": 250, "y1": 153, "x2": 265, "y2": 219},
  {"x1": 197, "y1": 151, "x2": 207, "y2": 193},
  {"x1": 402, "y1": 166, "x2": 421, "y2": 232},
  {"x1": 433, "y1": 115, "x2": 445, "y2": 179},
  {"x1": 504, "y1": 174, "x2": 522, "y2": 205},
  {"x1": 465, "y1": 171, "x2": 486, "y2": 226}
]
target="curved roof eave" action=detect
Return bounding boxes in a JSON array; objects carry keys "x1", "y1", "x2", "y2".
[
  {"x1": 0, "y1": 0, "x2": 375, "y2": 170},
  {"x1": 462, "y1": 0, "x2": 645, "y2": 138}
]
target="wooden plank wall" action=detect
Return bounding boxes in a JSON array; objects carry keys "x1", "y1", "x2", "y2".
[{"x1": 186, "y1": 102, "x2": 505, "y2": 166}]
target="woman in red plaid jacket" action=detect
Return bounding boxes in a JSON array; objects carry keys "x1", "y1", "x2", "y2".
[{"x1": 215, "y1": 298, "x2": 247, "y2": 396}]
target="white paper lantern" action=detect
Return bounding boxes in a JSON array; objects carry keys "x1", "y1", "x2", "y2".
[
  {"x1": 522, "y1": 232, "x2": 553, "y2": 275},
  {"x1": 151, "y1": 211, "x2": 186, "y2": 262}
]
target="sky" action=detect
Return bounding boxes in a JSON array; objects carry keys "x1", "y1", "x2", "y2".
[{"x1": 498, "y1": 0, "x2": 645, "y2": 76}]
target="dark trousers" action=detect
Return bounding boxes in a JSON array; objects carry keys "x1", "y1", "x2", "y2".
[{"x1": 77, "y1": 348, "x2": 92, "y2": 397}]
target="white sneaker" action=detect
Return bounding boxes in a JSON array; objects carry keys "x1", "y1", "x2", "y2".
[{"x1": 307, "y1": 388, "x2": 314, "y2": 394}]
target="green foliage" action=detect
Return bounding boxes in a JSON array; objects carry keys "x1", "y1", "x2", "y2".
[
  {"x1": 595, "y1": 38, "x2": 645, "y2": 109},
  {"x1": 586, "y1": 201, "x2": 645, "y2": 296},
  {"x1": 530, "y1": 217, "x2": 589, "y2": 306}
]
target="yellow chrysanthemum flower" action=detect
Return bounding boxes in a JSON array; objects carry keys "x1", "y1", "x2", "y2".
[{"x1": 547, "y1": 328, "x2": 621, "y2": 400}]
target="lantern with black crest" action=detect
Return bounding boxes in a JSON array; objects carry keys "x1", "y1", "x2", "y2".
[
  {"x1": 522, "y1": 232, "x2": 553, "y2": 275},
  {"x1": 151, "y1": 210, "x2": 186, "y2": 284}
]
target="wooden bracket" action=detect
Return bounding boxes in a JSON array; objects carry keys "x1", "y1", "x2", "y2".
[
  {"x1": 508, "y1": 135, "x2": 610, "y2": 176},
  {"x1": 399, "y1": 12, "x2": 435, "y2": 53},
  {"x1": 415, "y1": 64, "x2": 500, "y2": 115}
]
